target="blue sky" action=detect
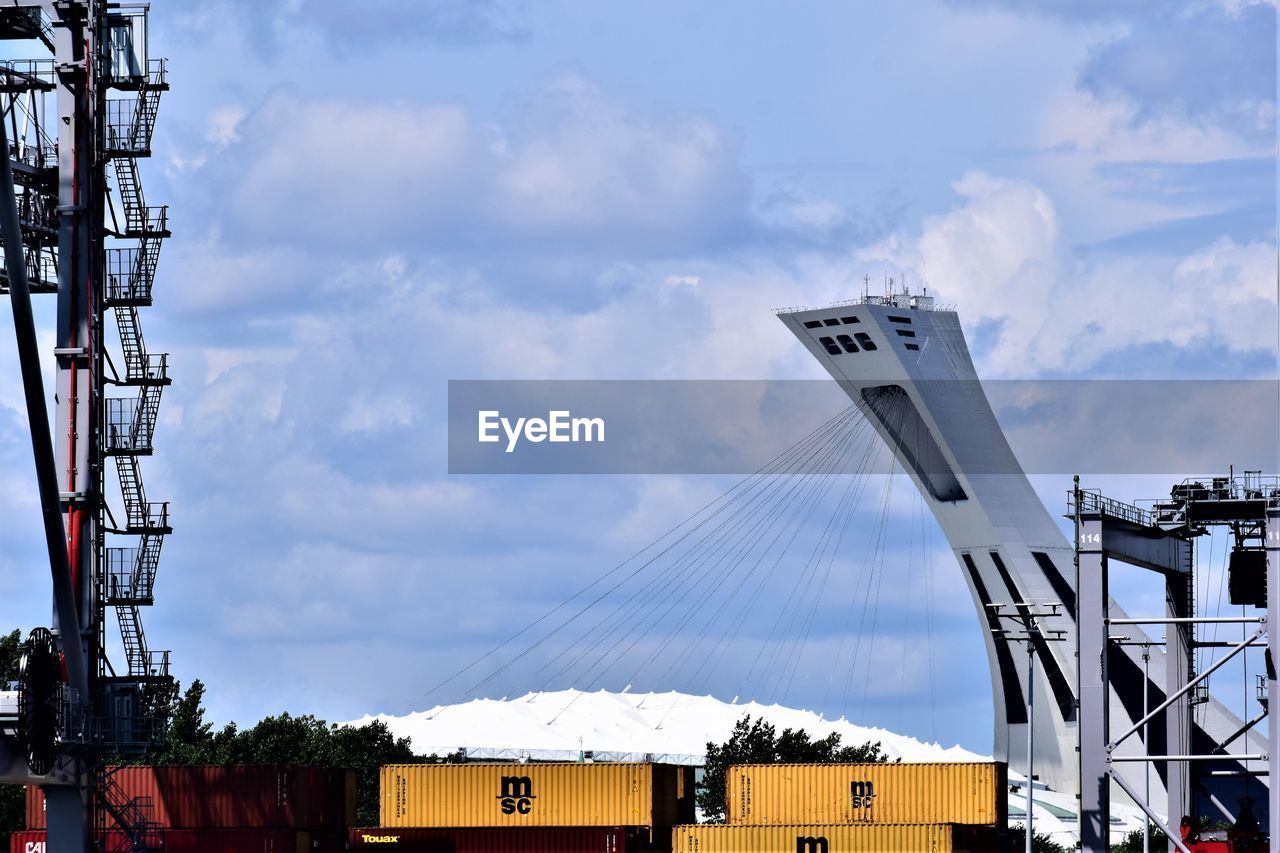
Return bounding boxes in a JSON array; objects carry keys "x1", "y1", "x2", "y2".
[{"x1": 0, "y1": 0, "x2": 1276, "y2": 754}]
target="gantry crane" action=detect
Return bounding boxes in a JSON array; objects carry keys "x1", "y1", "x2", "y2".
[{"x1": 0, "y1": 3, "x2": 172, "y2": 851}]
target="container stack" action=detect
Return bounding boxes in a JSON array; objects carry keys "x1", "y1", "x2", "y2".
[
  {"x1": 16, "y1": 765, "x2": 354, "y2": 853},
  {"x1": 672, "y1": 761, "x2": 1007, "y2": 853},
  {"x1": 350, "y1": 762, "x2": 697, "y2": 852}
]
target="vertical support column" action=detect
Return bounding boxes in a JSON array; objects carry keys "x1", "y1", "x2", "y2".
[
  {"x1": 50, "y1": 4, "x2": 97, "y2": 850},
  {"x1": 1165, "y1": 542, "x2": 1193, "y2": 835},
  {"x1": 1266, "y1": 506, "x2": 1279, "y2": 844},
  {"x1": 52, "y1": 0, "x2": 97, "y2": 667},
  {"x1": 44, "y1": 779, "x2": 90, "y2": 853},
  {"x1": 1026, "y1": 642, "x2": 1034, "y2": 853},
  {"x1": 1077, "y1": 511, "x2": 1110, "y2": 852}
]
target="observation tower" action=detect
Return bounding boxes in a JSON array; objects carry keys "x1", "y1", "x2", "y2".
[{"x1": 778, "y1": 287, "x2": 1270, "y2": 833}]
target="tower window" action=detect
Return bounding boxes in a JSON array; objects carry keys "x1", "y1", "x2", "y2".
[
  {"x1": 887, "y1": 315, "x2": 912, "y2": 324},
  {"x1": 803, "y1": 320, "x2": 823, "y2": 329},
  {"x1": 836, "y1": 334, "x2": 858, "y2": 353},
  {"x1": 896, "y1": 329, "x2": 916, "y2": 338},
  {"x1": 840, "y1": 316, "x2": 860, "y2": 324},
  {"x1": 853, "y1": 332, "x2": 877, "y2": 351},
  {"x1": 823, "y1": 318, "x2": 841, "y2": 327},
  {"x1": 818, "y1": 336, "x2": 841, "y2": 355},
  {"x1": 905, "y1": 343, "x2": 920, "y2": 351}
]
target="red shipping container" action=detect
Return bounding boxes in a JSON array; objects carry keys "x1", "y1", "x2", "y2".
[
  {"x1": 312, "y1": 768, "x2": 357, "y2": 831},
  {"x1": 348, "y1": 826, "x2": 652, "y2": 852},
  {"x1": 162, "y1": 829, "x2": 310, "y2": 853},
  {"x1": 309, "y1": 832, "x2": 349, "y2": 853},
  {"x1": 8, "y1": 832, "x2": 44, "y2": 853},
  {"x1": 26, "y1": 766, "x2": 351, "y2": 831},
  {"x1": 11, "y1": 829, "x2": 310, "y2": 853}
]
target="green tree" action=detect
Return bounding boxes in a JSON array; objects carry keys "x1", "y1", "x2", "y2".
[
  {"x1": 148, "y1": 679, "x2": 239, "y2": 765},
  {"x1": 1112, "y1": 825, "x2": 1169, "y2": 853},
  {"x1": 0, "y1": 629, "x2": 20, "y2": 686},
  {"x1": 1007, "y1": 824, "x2": 1069, "y2": 853},
  {"x1": 1, "y1": 629, "x2": 23, "y2": 848},
  {"x1": 697, "y1": 715, "x2": 894, "y2": 822},
  {"x1": 0, "y1": 647, "x2": 452, "y2": 835},
  {"x1": 0, "y1": 782, "x2": 18, "y2": 851},
  {"x1": 149, "y1": 685, "x2": 444, "y2": 827},
  {"x1": 327, "y1": 717, "x2": 427, "y2": 826},
  {"x1": 214, "y1": 711, "x2": 437, "y2": 826}
]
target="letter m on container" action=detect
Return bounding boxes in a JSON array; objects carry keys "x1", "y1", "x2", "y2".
[
  {"x1": 497, "y1": 775, "x2": 536, "y2": 815},
  {"x1": 796, "y1": 836, "x2": 829, "y2": 853},
  {"x1": 849, "y1": 779, "x2": 875, "y2": 813}
]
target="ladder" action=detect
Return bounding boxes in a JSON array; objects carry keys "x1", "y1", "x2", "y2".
[
  {"x1": 103, "y1": 539, "x2": 161, "y2": 606},
  {"x1": 97, "y1": 767, "x2": 163, "y2": 852},
  {"x1": 114, "y1": 303, "x2": 146, "y2": 380},
  {"x1": 105, "y1": 244, "x2": 161, "y2": 306},
  {"x1": 115, "y1": 454, "x2": 144, "y2": 519},
  {"x1": 112, "y1": 155, "x2": 144, "y2": 230},
  {"x1": 129, "y1": 88, "x2": 159, "y2": 151},
  {"x1": 114, "y1": 605, "x2": 149, "y2": 679}
]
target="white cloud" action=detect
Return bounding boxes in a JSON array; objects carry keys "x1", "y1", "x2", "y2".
[
  {"x1": 229, "y1": 97, "x2": 476, "y2": 243},
  {"x1": 201, "y1": 345, "x2": 295, "y2": 384},
  {"x1": 212, "y1": 77, "x2": 749, "y2": 256},
  {"x1": 164, "y1": 231, "x2": 318, "y2": 314},
  {"x1": 338, "y1": 393, "x2": 415, "y2": 434},
  {"x1": 494, "y1": 76, "x2": 746, "y2": 241},
  {"x1": 1040, "y1": 89, "x2": 1272, "y2": 164},
  {"x1": 860, "y1": 171, "x2": 1277, "y2": 375},
  {"x1": 1213, "y1": 0, "x2": 1279, "y2": 15},
  {"x1": 206, "y1": 105, "x2": 247, "y2": 147}
]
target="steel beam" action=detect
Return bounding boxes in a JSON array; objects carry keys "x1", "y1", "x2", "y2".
[
  {"x1": 1077, "y1": 488, "x2": 1199, "y2": 853},
  {"x1": 1110, "y1": 770, "x2": 1192, "y2": 853},
  {"x1": 1165, "y1": 557, "x2": 1193, "y2": 832},
  {"x1": 1111, "y1": 617, "x2": 1263, "y2": 625},
  {"x1": 0, "y1": 53, "x2": 87, "y2": 698},
  {"x1": 49, "y1": 4, "x2": 97, "y2": 851},
  {"x1": 1077, "y1": 509, "x2": 1109, "y2": 852},
  {"x1": 46, "y1": 776, "x2": 89, "y2": 852},
  {"x1": 1267, "y1": 506, "x2": 1279, "y2": 845},
  {"x1": 1109, "y1": 754, "x2": 1267, "y2": 762},
  {"x1": 52, "y1": 0, "x2": 97, "y2": 679},
  {"x1": 0, "y1": 738, "x2": 76, "y2": 785},
  {"x1": 1095, "y1": 515, "x2": 1191, "y2": 575}
]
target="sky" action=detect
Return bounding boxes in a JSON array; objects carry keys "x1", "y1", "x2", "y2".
[{"x1": 0, "y1": 0, "x2": 1276, "y2": 755}]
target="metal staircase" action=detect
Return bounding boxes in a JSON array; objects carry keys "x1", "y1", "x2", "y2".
[
  {"x1": 105, "y1": 246, "x2": 160, "y2": 307},
  {"x1": 104, "y1": 91, "x2": 159, "y2": 157},
  {"x1": 103, "y1": 32, "x2": 171, "y2": 695},
  {"x1": 112, "y1": 303, "x2": 169, "y2": 384},
  {"x1": 97, "y1": 767, "x2": 162, "y2": 852},
  {"x1": 104, "y1": 390, "x2": 160, "y2": 456},
  {"x1": 114, "y1": 605, "x2": 147, "y2": 679},
  {"x1": 0, "y1": 60, "x2": 58, "y2": 295},
  {"x1": 104, "y1": 540, "x2": 161, "y2": 607},
  {"x1": 113, "y1": 455, "x2": 169, "y2": 535},
  {"x1": 111, "y1": 156, "x2": 169, "y2": 239}
]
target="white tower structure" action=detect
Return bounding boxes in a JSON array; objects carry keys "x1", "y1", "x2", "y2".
[{"x1": 778, "y1": 289, "x2": 1267, "y2": 821}]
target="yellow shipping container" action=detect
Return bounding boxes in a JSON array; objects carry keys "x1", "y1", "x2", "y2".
[
  {"x1": 672, "y1": 823, "x2": 1000, "y2": 852},
  {"x1": 725, "y1": 762, "x2": 1007, "y2": 827},
  {"x1": 379, "y1": 762, "x2": 695, "y2": 828}
]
